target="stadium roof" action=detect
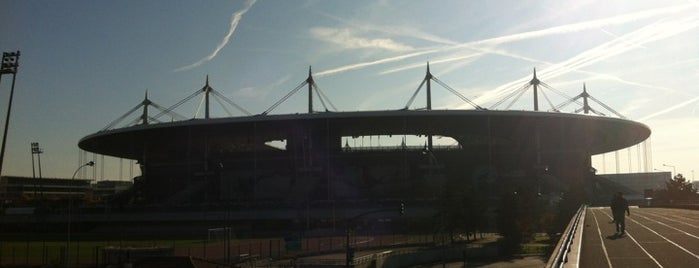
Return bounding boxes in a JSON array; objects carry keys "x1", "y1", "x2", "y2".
[{"x1": 79, "y1": 109, "x2": 650, "y2": 159}]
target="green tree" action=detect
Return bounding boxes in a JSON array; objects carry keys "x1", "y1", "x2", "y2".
[
  {"x1": 436, "y1": 173, "x2": 487, "y2": 243},
  {"x1": 496, "y1": 186, "x2": 549, "y2": 256},
  {"x1": 656, "y1": 174, "x2": 698, "y2": 202}
]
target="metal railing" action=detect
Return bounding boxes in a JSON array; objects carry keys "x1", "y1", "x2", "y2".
[{"x1": 546, "y1": 204, "x2": 586, "y2": 268}]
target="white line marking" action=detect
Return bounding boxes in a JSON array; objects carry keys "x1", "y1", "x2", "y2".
[
  {"x1": 598, "y1": 210, "x2": 664, "y2": 267},
  {"x1": 603, "y1": 210, "x2": 699, "y2": 260},
  {"x1": 591, "y1": 209, "x2": 614, "y2": 268},
  {"x1": 629, "y1": 217, "x2": 699, "y2": 259},
  {"x1": 633, "y1": 213, "x2": 699, "y2": 240},
  {"x1": 637, "y1": 210, "x2": 699, "y2": 229}
]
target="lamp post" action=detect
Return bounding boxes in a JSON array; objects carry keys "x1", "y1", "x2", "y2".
[
  {"x1": 66, "y1": 161, "x2": 94, "y2": 266},
  {"x1": 0, "y1": 51, "x2": 20, "y2": 176},
  {"x1": 662, "y1": 164, "x2": 676, "y2": 178},
  {"x1": 31, "y1": 142, "x2": 43, "y2": 178}
]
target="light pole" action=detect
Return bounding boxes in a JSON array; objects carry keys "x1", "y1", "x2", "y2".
[
  {"x1": 0, "y1": 51, "x2": 20, "y2": 176},
  {"x1": 31, "y1": 142, "x2": 43, "y2": 178},
  {"x1": 66, "y1": 161, "x2": 94, "y2": 266},
  {"x1": 662, "y1": 164, "x2": 676, "y2": 178}
]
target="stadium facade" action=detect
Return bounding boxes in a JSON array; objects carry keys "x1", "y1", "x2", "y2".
[{"x1": 79, "y1": 102, "x2": 650, "y2": 210}]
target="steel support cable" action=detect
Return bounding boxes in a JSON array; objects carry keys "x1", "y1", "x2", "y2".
[
  {"x1": 263, "y1": 80, "x2": 308, "y2": 115},
  {"x1": 539, "y1": 89, "x2": 557, "y2": 111},
  {"x1": 553, "y1": 93, "x2": 587, "y2": 112},
  {"x1": 588, "y1": 95, "x2": 626, "y2": 119},
  {"x1": 102, "y1": 103, "x2": 144, "y2": 131},
  {"x1": 575, "y1": 106, "x2": 605, "y2": 116},
  {"x1": 124, "y1": 114, "x2": 164, "y2": 127},
  {"x1": 540, "y1": 82, "x2": 586, "y2": 111},
  {"x1": 165, "y1": 89, "x2": 203, "y2": 113},
  {"x1": 211, "y1": 90, "x2": 252, "y2": 115},
  {"x1": 124, "y1": 116, "x2": 145, "y2": 128},
  {"x1": 127, "y1": 114, "x2": 144, "y2": 127},
  {"x1": 194, "y1": 91, "x2": 207, "y2": 118},
  {"x1": 589, "y1": 107, "x2": 606, "y2": 116},
  {"x1": 404, "y1": 78, "x2": 427, "y2": 109},
  {"x1": 149, "y1": 102, "x2": 187, "y2": 121},
  {"x1": 591, "y1": 106, "x2": 608, "y2": 116},
  {"x1": 540, "y1": 81, "x2": 577, "y2": 102},
  {"x1": 504, "y1": 85, "x2": 530, "y2": 110},
  {"x1": 489, "y1": 83, "x2": 531, "y2": 109},
  {"x1": 152, "y1": 90, "x2": 203, "y2": 120},
  {"x1": 312, "y1": 83, "x2": 338, "y2": 111},
  {"x1": 147, "y1": 116, "x2": 163, "y2": 124},
  {"x1": 213, "y1": 95, "x2": 234, "y2": 117},
  {"x1": 431, "y1": 77, "x2": 484, "y2": 110},
  {"x1": 312, "y1": 84, "x2": 329, "y2": 112},
  {"x1": 553, "y1": 96, "x2": 582, "y2": 111}
]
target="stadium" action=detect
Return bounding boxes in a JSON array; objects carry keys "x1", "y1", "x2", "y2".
[{"x1": 75, "y1": 67, "x2": 650, "y2": 234}]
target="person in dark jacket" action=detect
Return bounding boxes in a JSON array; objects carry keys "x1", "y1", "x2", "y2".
[{"x1": 611, "y1": 192, "x2": 630, "y2": 234}]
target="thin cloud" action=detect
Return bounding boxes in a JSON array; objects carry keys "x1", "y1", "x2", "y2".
[
  {"x1": 234, "y1": 74, "x2": 292, "y2": 100},
  {"x1": 474, "y1": 15, "x2": 699, "y2": 107},
  {"x1": 428, "y1": 4, "x2": 697, "y2": 77},
  {"x1": 315, "y1": 10, "x2": 460, "y2": 46},
  {"x1": 543, "y1": 16, "x2": 699, "y2": 80},
  {"x1": 471, "y1": 3, "x2": 695, "y2": 47},
  {"x1": 639, "y1": 95, "x2": 699, "y2": 121},
  {"x1": 315, "y1": 48, "x2": 441, "y2": 77},
  {"x1": 381, "y1": 46, "x2": 550, "y2": 75},
  {"x1": 175, "y1": 0, "x2": 257, "y2": 72},
  {"x1": 310, "y1": 27, "x2": 413, "y2": 52},
  {"x1": 316, "y1": 3, "x2": 695, "y2": 77},
  {"x1": 379, "y1": 52, "x2": 483, "y2": 75}
]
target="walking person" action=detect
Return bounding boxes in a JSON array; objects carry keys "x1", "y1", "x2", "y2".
[{"x1": 611, "y1": 192, "x2": 630, "y2": 235}]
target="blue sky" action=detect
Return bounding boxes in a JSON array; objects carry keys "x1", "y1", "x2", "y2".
[{"x1": 1, "y1": 0, "x2": 698, "y2": 181}]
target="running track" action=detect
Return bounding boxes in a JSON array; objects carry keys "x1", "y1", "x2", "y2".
[{"x1": 575, "y1": 207, "x2": 699, "y2": 268}]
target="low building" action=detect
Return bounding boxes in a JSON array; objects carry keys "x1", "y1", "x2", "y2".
[
  {"x1": 94, "y1": 180, "x2": 133, "y2": 197},
  {"x1": 598, "y1": 172, "x2": 670, "y2": 201},
  {"x1": 0, "y1": 176, "x2": 132, "y2": 207}
]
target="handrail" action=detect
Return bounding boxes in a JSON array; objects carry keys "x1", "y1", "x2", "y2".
[{"x1": 546, "y1": 204, "x2": 586, "y2": 268}]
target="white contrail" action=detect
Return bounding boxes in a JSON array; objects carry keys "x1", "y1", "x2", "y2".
[
  {"x1": 472, "y1": 3, "x2": 693, "y2": 47},
  {"x1": 381, "y1": 46, "x2": 549, "y2": 75},
  {"x1": 175, "y1": 0, "x2": 257, "y2": 72},
  {"x1": 315, "y1": 48, "x2": 442, "y2": 77},
  {"x1": 640, "y1": 95, "x2": 699, "y2": 121},
  {"x1": 379, "y1": 52, "x2": 483, "y2": 75},
  {"x1": 316, "y1": 3, "x2": 695, "y2": 77},
  {"x1": 410, "y1": 5, "x2": 697, "y2": 79},
  {"x1": 316, "y1": 10, "x2": 460, "y2": 46},
  {"x1": 309, "y1": 27, "x2": 414, "y2": 51},
  {"x1": 474, "y1": 15, "x2": 699, "y2": 107}
]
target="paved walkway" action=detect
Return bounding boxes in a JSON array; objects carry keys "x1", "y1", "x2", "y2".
[
  {"x1": 422, "y1": 256, "x2": 546, "y2": 267},
  {"x1": 578, "y1": 207, "x2": 699, "y2": 267}
]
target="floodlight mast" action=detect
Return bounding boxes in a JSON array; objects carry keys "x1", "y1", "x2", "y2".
[{"x1": 0, "y1": 51, "x2": 20, "y2": 176}]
